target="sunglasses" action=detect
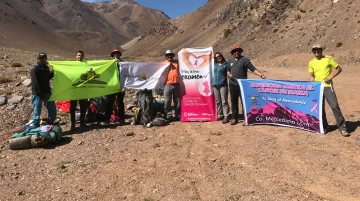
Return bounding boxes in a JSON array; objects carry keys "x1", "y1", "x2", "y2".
[{"x1": 215, "y1": 56, "x2": 222, "y2": 59}]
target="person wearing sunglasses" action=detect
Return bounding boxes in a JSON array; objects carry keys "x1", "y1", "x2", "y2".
[
  {"x1": 308, "y1": 44, "x2": 349, "y2": 136},
  {"x1": 227, "y1": 45, "x2": 266, "y2": 125},
  {"x1": 164, "y1": 50, "x2": 180, "y2": 121},
  {"x1": 213, "y1": 52, "x2": 230, "y2": 123}
]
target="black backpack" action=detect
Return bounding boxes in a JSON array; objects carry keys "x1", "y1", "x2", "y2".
[{"x1": 136, "y1": 89, "x2": 155, "y2": 126}]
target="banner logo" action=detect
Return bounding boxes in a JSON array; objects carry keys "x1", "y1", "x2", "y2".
[{"x1": 72, "y1": 68, "x2": 107, "y2": 86}]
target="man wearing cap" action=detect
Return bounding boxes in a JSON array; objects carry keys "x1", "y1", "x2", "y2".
[
  {"x1": 164, "y1": 50, "x2": 180, "y2": 121},
  {"x1": 70, "y1": 50, "x2": 89, "y2": 131},
  {"x1": 29, "y1": 53, "x2": 57, "y2": 128},
  {"x1": 104, "y1": 49, "x2": 125, "y2": 125},
  {"x1": 227, "y1": 45, "x2": 266, "y2": 125},
  {"x1": 308, "y1": 44, "x2": 349, "y2": 136}
]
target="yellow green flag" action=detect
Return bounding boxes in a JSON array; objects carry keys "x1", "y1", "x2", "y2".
[{"x1": 48, "y1": 60, "x2": 120, "y2": 101}]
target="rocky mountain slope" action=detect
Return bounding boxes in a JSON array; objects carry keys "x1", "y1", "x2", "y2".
[
  {"x1": 0, "y1": 0, "x2": 169, "y2": 56},
  {"x1": 123, "y1": 0, "x2": 360, "y2": 60}
]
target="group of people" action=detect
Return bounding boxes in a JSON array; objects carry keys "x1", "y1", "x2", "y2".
[
  {"x1": 29, "y1": 49, "x2": 126, "y2": 131},
  {"x1": 28, "y1": 44, "x2": 350, "y2": 136}
]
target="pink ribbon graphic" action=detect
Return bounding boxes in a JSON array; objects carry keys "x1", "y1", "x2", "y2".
[
  {"x1": 311, "y1": 100, "x2": 318, "y2": 114},
  {"x1": 193, "y1": 60, "x2": 198, "y2": 67}
]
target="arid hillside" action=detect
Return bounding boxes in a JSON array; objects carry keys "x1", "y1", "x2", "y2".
[
  {"x1": 123, "y1": 0, "x2": 360, "y2": 60},
  {"x1": 0, "y1": 0, "x2": 169, "y2": 56}
]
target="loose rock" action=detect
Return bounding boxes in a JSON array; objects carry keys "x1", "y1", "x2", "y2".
[
  {"x1": 6, "y1": 105, "x2": 16, "y2": 110},
  {"x1": 124, "y1": 132, "x2": 134, "y2": 136},
  {"x1": 21, "y1": 79, "x2": 31, "y2": 87},
  {"x1": 8, "y1": 96, "x2": 24, "y2": 105},
  {"x1": 0, "y1": 96, "x2": 7, "y2": 106}
]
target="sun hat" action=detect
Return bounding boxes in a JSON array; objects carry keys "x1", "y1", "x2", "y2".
[
  {"x1": 312, "y1": 44, "x2": 323, "y2": 50},
  {"x1": 165, "y1": 50, "x2": 175, "y2": 57},
  {"x1": 111, "y1": 49, "x2": 122, "y2": 57},
  {"x1": 231, "y1": 45, "x2": 243, "y2": 54}
]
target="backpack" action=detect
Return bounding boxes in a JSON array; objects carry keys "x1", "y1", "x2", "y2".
[
  {"x1": 153, "y1": 88, "x2": 165, "y2": 116},
  {"x1": 152, "y1": 117, "x2": 168, "y2": 126},
  {"x1": 85, "y1": 96, "x2": 108, "y2": 123},
  {"x1": 136, "y1": 89, "x2": 154, "y2": 126},
  {"x1": 9, "y1": 125, "x2": 63, "y2": 150}
]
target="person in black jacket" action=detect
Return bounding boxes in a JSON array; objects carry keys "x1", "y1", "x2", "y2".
[
  {"x1": 70, "y1": 51, "x2": 90, "y2": 131},
  {"x1": 29, "y1": 53, "x2": 57, "y2": 128},
  {"x1": 103, "y1": 49, "x2": 125, "y2": 125}
]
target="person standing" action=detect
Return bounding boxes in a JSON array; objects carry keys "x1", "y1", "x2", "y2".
[
  {"x1": 104, "y1": 49, "x2": 125, "y2": 125},
  {"x1": 164, "y1": 50, "x2": 180, "y2": 121},
  {"x1": 308, "y1": 44, "x2": 349, "y2": 136},
  {"x1": 227, "y1": 45, "x2": 266, "y2": 125},
  {"x1": 212, "y1": 52, "x2": 230, "y2": 123},
  {"x1": 70, "y1": 51, "x2": 89, "y2": 131},
  {"x1": 29, "y1": 53, "x2": 57, "y2": 128}
]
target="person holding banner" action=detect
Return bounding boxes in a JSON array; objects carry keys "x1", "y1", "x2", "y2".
[
  {"x1": 227, "y1": 45, "x2": 266, "y2": 125},
  {"x1": 308, "y1": 44, "x2": 349, "y2": 136},
  {"x1": 213, "y1": 52, "x2": 230, "y2": 123},
  {"x1": 29, "y1": 53, "x2": 57, "y2": 128},
  {"x1": 164, "y1": 50, "x2": 180, "y2": 121},
  {"x1": 104, "y1": 49, "x2": 125, "y2": 125},
  {"x1": 70, "y1": 51, "x2": 90, "y2": 131}
]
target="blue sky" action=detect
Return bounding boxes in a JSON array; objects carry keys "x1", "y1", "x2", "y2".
[{"x1": 82, "y1": 0, "x2": 207, "y2": 18}]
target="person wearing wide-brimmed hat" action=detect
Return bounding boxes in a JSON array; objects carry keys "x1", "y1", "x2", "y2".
[
  {"x1": 164, "y1": 49, "x2": 180, "y2": 121},
  {"x1": 227, "y1": 45, "x2": 266, "y2": 125},
  {"x1": 104, "y1": 48, "x2": 125, "y2": 125},
  {"x1": 308, "y1": 44, "x2": 349, "y2": 136},
  {"x1": 29, "y1": 53, "x2": 57, "y2": 128}
]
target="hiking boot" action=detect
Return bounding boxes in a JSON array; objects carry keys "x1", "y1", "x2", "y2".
[
  {"x1": 230, "y1": 119, "x2": 238, "y2": 125},
  {"x1": 100, "y1": 121, "x2": 109, "y2": 126},
  {"x1": 340, "y1": 130, "x2": 350, "y2": 137},
  {"x1": 222, "y1": 118, "x2": 229, "y2": 124}
]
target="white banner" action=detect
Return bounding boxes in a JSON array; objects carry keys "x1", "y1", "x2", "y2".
[{"x1": 119, "y1": 62, "x2": 170, "y2": 90}]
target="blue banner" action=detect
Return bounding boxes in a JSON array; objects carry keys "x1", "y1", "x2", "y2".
[{"x1": 238, "y1": 79, "x2": 325, "y2": 133}]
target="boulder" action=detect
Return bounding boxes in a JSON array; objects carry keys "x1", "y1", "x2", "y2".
[
  {"x1": 8, "y1": 95, "x2": 24, "y2": 105},
  {"x1": 21, "y1": 79, "x2": 31, "y2": 87},
  {"x1": 0, "y1": 96, "x2": 7, "y2": 106}
]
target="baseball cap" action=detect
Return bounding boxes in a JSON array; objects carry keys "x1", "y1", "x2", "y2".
[{"x1": 37, "y1": 53, "x2": 47, "y2": 59}]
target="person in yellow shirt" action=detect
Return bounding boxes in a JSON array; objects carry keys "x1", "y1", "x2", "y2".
[
  {"x1": 308, "y1": 44, "x2": 349, "y2": 136},
  {"x1": 164, "y1": 50, "x2": 180, "y2": 121}
]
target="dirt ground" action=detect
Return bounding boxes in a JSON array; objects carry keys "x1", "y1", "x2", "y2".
[{"x1": 0, "y1": 52, "x2": 359, "y2": 201}]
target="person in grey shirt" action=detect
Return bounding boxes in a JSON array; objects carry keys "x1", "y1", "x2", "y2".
[{"x1": 227, "y1": 45, "x2": 266, "y2": 125}]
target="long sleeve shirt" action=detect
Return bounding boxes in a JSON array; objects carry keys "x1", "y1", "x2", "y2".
[{"x1": 30, "y1": 63, "x2": 54, "y2": 99}]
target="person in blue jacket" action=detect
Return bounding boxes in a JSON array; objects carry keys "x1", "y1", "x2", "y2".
[{"x1": 212, "y1": 52, "x2": 230, "y2": 123}]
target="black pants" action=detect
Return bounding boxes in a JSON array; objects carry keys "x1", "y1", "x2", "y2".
[
  {"x1": 105, "y1": 92, "x2": 125, "y2": 121},
  {"x1": 229, "y1": 78, "x2": 243, "y2": 119},
  {"x1": 70, "y1": 99, "x2": 89, "y2": 126}
]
